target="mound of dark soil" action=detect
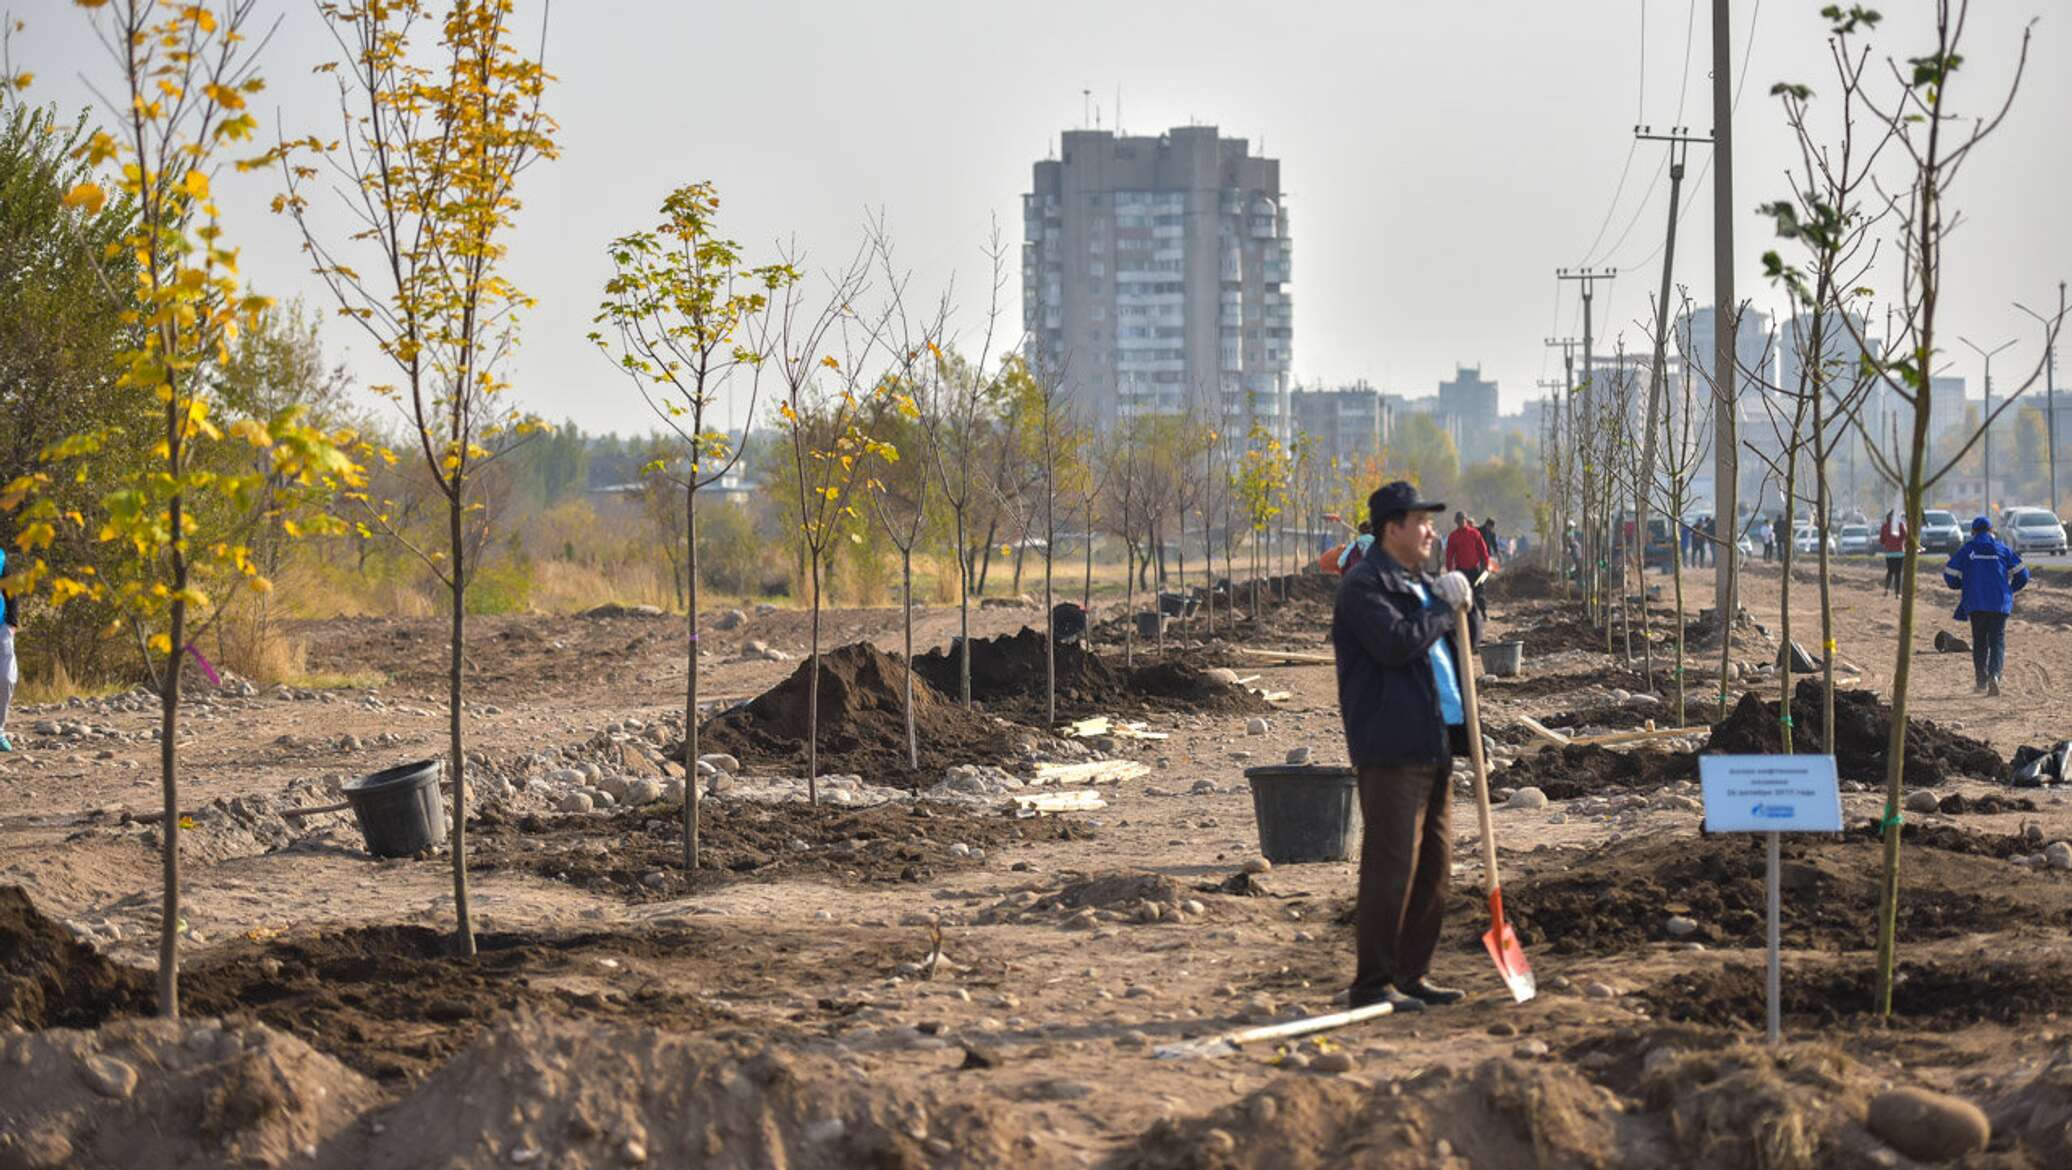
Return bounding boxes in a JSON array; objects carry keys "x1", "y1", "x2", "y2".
[
  {"x1": 180, "y1": 926, "x2": 738, "y2": 1082},
  {"x1": 1645, "y1": 958, "x2": 2072, "y2": 1028},
  {"x1": 1502, "y1": 832, "x2": 2066, "y2": 957},
  {"x1": 1496, "y1": 744, "x2": 1698, "y2": 799},
  {"x1": 1483, "y1": 564, "x2": 1558, "y2": 601},
  {"x1": 913, "y1": 627, "x2": 1267, "y2": 718},
  {"x1": 1709, "y1": 679, "x2": 2006, "y2": 785},
  {"x1": 1542, "y1": 703, "x2": 1657, "y2": 733},
  {"x1": 699, "y1": 642, "x2": 1027, "y2": 780},
  {"x1": 469, "y1": 800, "x2": 1090, "y2": 900},
  {"x1": 1936, "y1": 792, "x2": 2036, "y2": 815},
  {"x1": 0, "y1": 886, "x2": 150, "y2": 1029},
  {"x1": 1510, "y1": 611, "x2": 1612, "y2": 655},
  {"x1": 1840, "y1": 819, "x2": 2032, "y2": 857}
]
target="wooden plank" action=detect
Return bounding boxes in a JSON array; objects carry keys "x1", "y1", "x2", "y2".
[
  {"x1": 1517, "y1": 716, "x2": 1572, "y2": 747},
  {"x1": 1028, "y1": 760, "x2": 1152, "y2": 787},
  {"x1": 1232, "y1": 647, "x2": 1336, "y2": 665},
  {"x1": 1154, "y1": 1000, "x2": 1395, "y2": 1060},
  {"x1": 1010, "y1": 790, "x2": 1108, "y2": 814},
  {"x1": 1568, "y1": 724, "x2": 1711, "y2": 747}
]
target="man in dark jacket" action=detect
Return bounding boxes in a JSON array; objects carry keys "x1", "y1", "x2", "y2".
[
  {"x1": 1332, "y1": 481, "x2": 1476, "y2": 1012},
  {"x1": 1943, "y1": 515, "x2": 2029, "y2": 696}
]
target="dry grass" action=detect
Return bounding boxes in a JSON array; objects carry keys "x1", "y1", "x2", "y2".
[
  {"x1": 12, "y1": 657, "x2": 125, "y2": 705},
  {"x1": 528, "y1": 558, "x2": 676, "y2": 615}
]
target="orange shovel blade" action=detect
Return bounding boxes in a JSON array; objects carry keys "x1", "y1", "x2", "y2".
[{"x1": 1483, "y1": 889, "x2": 1536, "y2": 1003}]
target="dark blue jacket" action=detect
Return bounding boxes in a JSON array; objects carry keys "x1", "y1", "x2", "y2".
[
  {"x1": 1943, "y1": 533, "x2": 2027, "y2": 618},
  {"x1": 1331, "y1": 552, "x2": 1473, "y2": 767}
]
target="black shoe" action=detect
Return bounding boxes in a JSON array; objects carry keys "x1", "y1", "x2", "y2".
[
  {"x1": 1356, "y1": 984, "x2": 1425, "y2": 1013},
  {"x1": 1407, "y1": 978, "x2": 1465, "y2": 1005},
  {"x1": 1988, "y1": 679, "x2": 2002, "y2": 697}
]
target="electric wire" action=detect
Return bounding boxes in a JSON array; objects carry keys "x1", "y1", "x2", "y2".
[
  {"x1": 1584, "y1": 0, "x2": 1702, "y2": 269},
  {"x1": 1573, "y1": 0, "x2": 1652, "y2": 265},
  {"x1": 1606, "y1": 0, "x2": 1764, "y2": 280}
]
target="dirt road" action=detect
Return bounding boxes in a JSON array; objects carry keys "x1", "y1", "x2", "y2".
[{"x1": 2, "y1": 561, "x2": 2069, "y2": 1168}]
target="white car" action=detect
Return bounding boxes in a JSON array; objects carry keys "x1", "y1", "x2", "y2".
[
  {"x1": 1793, "y1": 525, "x2": 1837, "y2": 554},
  {"x1": 2003, "y1": 507, "x2": 2069, "y2": 555},
  {"x1": 1837, "y1": 524, "x2": 1874, "y2": 555}
]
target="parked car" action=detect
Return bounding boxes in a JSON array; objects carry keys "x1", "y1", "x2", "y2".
[
  {"x1": 2002, "y1": 507, "x2": 2069, "y2": 555},
  {"x1": 1838, "y1": 523, "x2": 1874, "y2": 555},
  {"x1": 1919, "y1": 509, "x2": 1964, "y2": 552},
  {"x1": 1792, "y1": 525, "x2": 1836, "y2": 555}
]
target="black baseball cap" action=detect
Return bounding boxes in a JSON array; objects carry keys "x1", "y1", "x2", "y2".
[{"x1": 1369, "y1": 481, "x2": 1445, "y2": 528}]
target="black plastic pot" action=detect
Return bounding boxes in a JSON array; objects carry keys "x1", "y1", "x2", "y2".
[{"x1": 342, "y1": 759, "x2": 447, "y2": 858}]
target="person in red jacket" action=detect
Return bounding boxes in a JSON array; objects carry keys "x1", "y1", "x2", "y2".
[
  {"x1": 1443, "y1": 511, "x2": 1491, "y2": 632},
  {"x1": 1878, "y1": 509, "x2": 1909, "y2": 597}
]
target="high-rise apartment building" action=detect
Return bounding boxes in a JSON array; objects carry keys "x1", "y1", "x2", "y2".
[
  {"x1": 1290, "y1": 381, "x2": 1388, "y2": 472},
  {"x1": 1024, "y1": 126, "x2": 1291, "y2": 434}
]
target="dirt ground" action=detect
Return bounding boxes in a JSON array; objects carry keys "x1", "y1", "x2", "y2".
[{"x1": 4, "y1": 559, "x2": 2072, "y2": 1168}]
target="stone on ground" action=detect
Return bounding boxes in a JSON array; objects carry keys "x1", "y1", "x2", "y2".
[{"x1": 1867, "y1": 1087, "x2": 1990, "y2": 1163}]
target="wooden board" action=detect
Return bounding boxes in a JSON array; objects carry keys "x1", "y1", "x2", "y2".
[
  {"x1": 1028, "y1": 760, "x2": 1152, "y2": 787},
  {"x1": 1517, "y1": 716, "x2": 1572, "y2": 747},
  {"x1": 1233, "y1": 647, "x2": 1336, "y2": 665},
  {"x1": 1010, "y1": 790, "x2": 1109, "y2": 815},
  {"x1": 1567, "y1": 723, "x2": 1711, "y2": 747}
]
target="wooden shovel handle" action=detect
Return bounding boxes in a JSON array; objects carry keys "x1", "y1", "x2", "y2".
[{"x1": 1453, "y1": 608, "x2": 1502, "y2": 896}]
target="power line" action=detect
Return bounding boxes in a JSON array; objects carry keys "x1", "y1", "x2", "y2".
[
  {"x1": 1606, "y1": 0, "x2": 1763, "y2": 277},
  {"x1": 1574, "y1": 0, "x2": 1654, "y2": 264},
  {"x1": 1585, "y1": 0, "x2": 1704, "y2": 269}
]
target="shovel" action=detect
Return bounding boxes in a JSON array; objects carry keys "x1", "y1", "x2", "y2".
[{"x1": 1454, "y1": 608, "x2": 1536, "y2": 1003}]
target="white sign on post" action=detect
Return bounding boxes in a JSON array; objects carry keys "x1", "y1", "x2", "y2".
[
  {"x1": 1699, "y1": 755, "x2": 1842, "y2": 833},
  {"x1": 1698, "y1": 754, "x2": 1843, "y2": 1047}
]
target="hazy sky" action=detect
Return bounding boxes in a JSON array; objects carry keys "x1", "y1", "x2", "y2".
[{"x1": 16, "y1": 1, "x2": 2070, "y2": 435}]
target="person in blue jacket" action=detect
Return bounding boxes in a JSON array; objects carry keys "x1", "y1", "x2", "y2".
[
  {"x1": 1331, "y1": 481, "x2": 1478, "y2": 1013},
  {"x1": 1943, "y1": 515, "x2": 2029, "y2": 697}
]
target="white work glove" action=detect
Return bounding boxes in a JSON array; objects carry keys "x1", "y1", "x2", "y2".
[{"x1": 1433, "y1": 571, "x2": 1473, "y2": 610}]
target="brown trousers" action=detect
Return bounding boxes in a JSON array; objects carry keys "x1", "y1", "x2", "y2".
[{"x1": 1351, "y1": 761, "x2": 1453, "y2": 996}]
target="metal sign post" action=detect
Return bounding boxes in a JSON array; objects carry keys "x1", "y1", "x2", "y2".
[{"x1": 1699, "y1": 755, "x2": 1843, "y2": 1044}]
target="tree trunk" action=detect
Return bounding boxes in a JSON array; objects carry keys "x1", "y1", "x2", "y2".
[
  {"x1": 902, "y1": 546, "x2": 917, "y2": 769},
  {"x1": 683, "y1": 479, "x2": 701, "y2": 872},
  {"x1": 1123, "y1": 543, "x2": 1136, "y2": 668},
  {"x1": 1081, "y1": 499, "x2": 1093, "y2": 613},
  {"x1": 976, "y1": 518, "x2": 998, "y2": 596},
  {"x1": 448, "y1": 492, "x2": 475, "y2": 957},
  {"x1": 955, "y1": 509, "x2": 972, "y2": 708},
  {"x1": 807, "y1": 548, "x2": 822, "y2": 806},
  {"x1": 1011, "y1": 537, "x2": 1028, "y2": 596},
  {"x1": 1778, "y1": 446, "x2": 1800, "y2": 755},
  {"x1": 1672, "y1": 509, "x2": 1687, "y2": 727},
  {"x1": 158, "y1": 545, "x2": 187, "y2": 1017},
  {"x1": 1875, "y1": 378, "x2": 1937, "y2": 1017}
]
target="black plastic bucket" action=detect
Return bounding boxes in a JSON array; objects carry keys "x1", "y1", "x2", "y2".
[
  {"x1": 1243, "y1": 765, "x2": 1360, "y2": 864},
  {"x1": 1157, "y1": 591, "x2": 1189, "y2": 617},
  {"x1": 1135, "y1": 611, "x2": 1166, "y2": 638},
  {"x1": 342, "y1": 759, "x2": 447, "y2": 858}
]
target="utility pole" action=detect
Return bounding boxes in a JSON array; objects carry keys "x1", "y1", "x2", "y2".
[
  {"x1": 1961, "y1": 336, "x2": 2015, "y2": 515},
  {"x1": 1546, "y1": 336, "x2": 1582, "y2": 595},
  {"x1": 1558, "y1": 270, "x2": 1616, "y2": 624},
  {"x1": 1634, "y1": 126, "x2": 1709, "y2": 691},
  {"x1": 2014, "y1": 281, "x2": 2065, "y2": 514},
  {"x1": 1712, "y1": 0, "x2": 1739, "y2": 664}
]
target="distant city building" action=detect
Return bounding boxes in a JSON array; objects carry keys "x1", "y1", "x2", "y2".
[
  {"x1": 1436, "y1": 366, "x2": 1500, "y2": 461},
  {"x1": 1673, "y1": 305, "x2": 1774, "y2": 405},
  {"x1": 1290, "y1": 380, "x2": 1388, "y2": 472},
  {"x1": 1024, "y1": 126, "x2": 1291, "y2": 435}
]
